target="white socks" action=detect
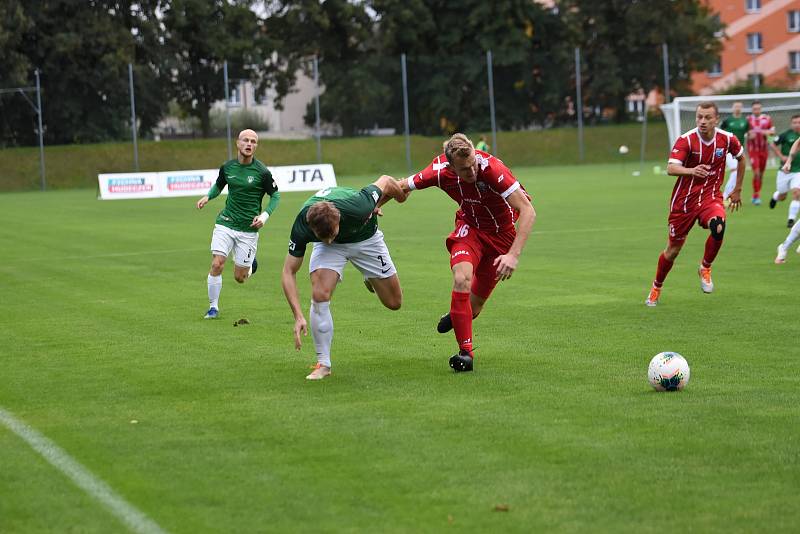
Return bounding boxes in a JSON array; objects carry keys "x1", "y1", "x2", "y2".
[
  {"x1": 208, "y1": 274, "x2": 222, "y2": 309},
  {"x1": 789, "y1": 200, "x2": 800, "y2": 221},
  {"x1": 310, "y1": 300, "x2": 333, "y2": 368},
  {"x1": 783, "y1": 220, "x2": 800, "y2": 248}
]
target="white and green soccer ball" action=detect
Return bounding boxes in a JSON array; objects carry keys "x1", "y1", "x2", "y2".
[{"x1": 648, "y1": 352, "x2": 690, "y2": 391}]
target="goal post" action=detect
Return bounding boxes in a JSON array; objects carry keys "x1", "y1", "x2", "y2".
[{"x1": 660, "y1": 92, "x2": 800, "y2": 145}]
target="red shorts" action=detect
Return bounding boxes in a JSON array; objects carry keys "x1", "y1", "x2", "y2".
[
  {"x1": 668, "y1": 201, "x2": 726, "y2": 244},
  {"x1": 749, "y1": 151, "x2": 767, "y2": 173},
  {"x1": 445, "y1": 218, "x2": 515, "y2": 299}
]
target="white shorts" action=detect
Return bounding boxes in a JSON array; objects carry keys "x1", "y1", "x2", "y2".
[
  {"x1": 776, "y1": 171, "x2": 800, "y2": 194},
  {"x1": 309, "y1": 229, "x2": 397, "y2": 280},
  {"x1": 210, "y1": 224, "x2": 259, "y2": 268}
]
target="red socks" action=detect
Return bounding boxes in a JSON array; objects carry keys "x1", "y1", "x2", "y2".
[
  {"x1": 450, "y1": 291, "x2": 473, "y2": 356},
  {"x1": 702, "y1": 235, "x2": 723, "y2": 268},
  {"x1": 753, "y1": 176, "x2": 762, "y2": 198},
  {"x1": 654, "y1": 253, "x2": 674, "y2": 288}
]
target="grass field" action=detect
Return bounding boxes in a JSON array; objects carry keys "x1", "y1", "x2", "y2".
[
  {"x1": 0, "y1": 123, "x2": 669, "y2": 191},
  {"x1": 1, "y1": 163, "x2": 799, "y2": 533}
]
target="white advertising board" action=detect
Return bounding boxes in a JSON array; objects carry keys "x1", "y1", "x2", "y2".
[{"x1": 98, "y1": 164, "x2": 336, "y2": 200}]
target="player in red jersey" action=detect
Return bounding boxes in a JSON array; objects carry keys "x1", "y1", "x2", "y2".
[
  {"x1": 646, "y1": 102, "x2": 745, "y2": 307},
  {"x1": 746, "y1": 101, "x2": 775, "y2": 205},
  {"x1": 397, "y1": 134, "x2": 535, "y2": 372}
]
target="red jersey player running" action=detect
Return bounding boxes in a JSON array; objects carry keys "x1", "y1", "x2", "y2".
[
  {"x1": 398, "y1": 134, "x2": 535, "y2": 372},
  {"x1": 746, "y1": 101, "x2": 775, "y2": 205},
  {"x1": 646, "y1": 101, "x2": 745, "y2": 307}
]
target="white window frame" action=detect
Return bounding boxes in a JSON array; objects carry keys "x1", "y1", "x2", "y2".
[
  {"x1": 745, "y1": 0, "x2": 761, "y2": 14},
  {"x1": 789, "y1": 11, "x2": 800, "y2": 33},
  {"x1": 746, "y1": 32, "x2": 763, "y2": 54},
  {"x1": 790, "y1": 51, "x2": 800, "y2": 74},
  {"x1": 708, "y1": 59, "x2": 722, "y2": 78}
]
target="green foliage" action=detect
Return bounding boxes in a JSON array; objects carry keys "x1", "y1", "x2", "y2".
[{"x1": 559, "y1": 0, "x2": 723, "y2": 121}]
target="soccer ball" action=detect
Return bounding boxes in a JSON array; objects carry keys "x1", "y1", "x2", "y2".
[
  {"x1": 618, "y1": 145, "x2": 629, "y2": 154},
  {"x1": 647, "y1": 352, "x2": 690, "y2": 391}
]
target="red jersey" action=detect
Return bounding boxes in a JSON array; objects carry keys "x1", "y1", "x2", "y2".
[
  {"x1": 746, "y1": 113, "x2": 773, "y2": 152},
  {"x1": 408, "y1": 151, "x2": 528, "y2": 234},
  {"x1": 667, "y1": 128, "x2": 743, "y2": 213}
]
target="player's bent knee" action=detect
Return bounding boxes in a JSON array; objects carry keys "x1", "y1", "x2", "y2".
[
  {"x1": 709, "y1": 217, "x2": 725, "y2": 240},
  {"x1": 312, "y1": 289, "x2": 332, "y2": 302}
]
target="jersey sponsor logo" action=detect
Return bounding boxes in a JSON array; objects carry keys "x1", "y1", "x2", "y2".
[
  {"x1": 452, "y1": 250, "x2": 470, "y2": 259},
  {"x1": 288, "y1": 240, "x2": 296, "y2": 251},
  {"x1": 497, "y1": 174, "x2": 504, "y2": 183},
  {"x1": 371, "y1": 191, "x2": 379, "y2": 203}
]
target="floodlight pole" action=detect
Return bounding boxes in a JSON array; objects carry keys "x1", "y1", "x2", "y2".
[
  {"x1": 662, "y1": 43, "x2": 671, "y2": 104},
  {"x1": 313, "y1": 55, "x2": 322, "y2": 163},
  {"x1": 223, "y1": 61, "x2": 232, "y2": 160},
  {"x1": 486, "y1": 50, "x2": 498, "y2": 156},
  {"x1": 35, "y1": 70, "x2": 46, "y2": 190},
  {"x1": 575, "y1": 47, "x2": 584, "y2": 162},
  {"x1": 401, "y1": 53, "x2": 412, "y2": 173},
  {"x1": 128, "y1": 64, "x2": 139, "y2": 172}
]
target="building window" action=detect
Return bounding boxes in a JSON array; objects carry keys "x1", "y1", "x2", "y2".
[
  {"x1": 712, "y1": 14, "x2": 724, "y2": 38},
  {"x1": 789, "y1": 11, "x2": 800, "y2": 33},
  {"x1": 228, "y1": 86, "x2": 241, "y2": 107},
  {"x1": 790, "y1": 51, "x2": 800, "y2": 74},
  {"x1": 745, "y1": 0, "x2": 761, "y2": 13},
  {"x1": 708, "y1": 59, "x2": 722, "y2": 77},
  {"x1": 746, "y1": 32, "x2": 763, "y2": 53}
]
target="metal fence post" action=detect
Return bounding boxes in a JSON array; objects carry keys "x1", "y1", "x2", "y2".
[
  {"x1": 35, "y1": 69, "x2": 46, "y2": 190},
  {"x1": 128, "y1": 64, "x2": 139, "y2": 171},
  {"x1": 575, "y1": 47, "x2": 584, "y2": 162},
  {"x1": 314, "y1": 55, "x2": 322, "y2": 164},
  {"x1": 401, "y1": 53, "x2": 412, "y2": 174},
  {"x1": 662, "y1": 43, "x2": 671, "y2": 104},
  {"x1": 223, "y1": 61, "x2": 232, "y2": 160},
  {"x1": 486, "y1": 50, "x2": 497, "y2": 155}
]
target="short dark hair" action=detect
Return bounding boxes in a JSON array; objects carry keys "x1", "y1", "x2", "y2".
[
  {"x1": 752, "y1": 100, "x2": 762, "y2": 106},
  {"x1": 306, "y1": 201, "x2": 340, "y2": 241},
  {"x1": 696, "y1": 101, "x2": 719, "y2": 116},
  {"x1": 791, "y1": 114, "x2": 800, "y2": 120}
]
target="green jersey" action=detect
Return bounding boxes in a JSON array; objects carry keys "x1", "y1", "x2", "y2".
[
  {"x1": 775, "y1": 129, "x2": 800, "y2": 173},
  {"x1": 210, "y1": 158, "x2": 278, "y2": 232},
  {"x1": 720, "y1": 116, "x2": 749, "y2": 145},
  {"x1": 288, "y1": 185, "x2": 382, "y2": 257}
]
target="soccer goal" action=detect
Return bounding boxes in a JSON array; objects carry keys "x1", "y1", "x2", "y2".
[{"x1": 660, "y1": 92, "x2": 800, "y2": 144}]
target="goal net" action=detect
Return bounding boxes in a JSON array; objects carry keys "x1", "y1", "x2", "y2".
[{"x1": 660, "y1": 92, "x2": 800, "y2": 164}]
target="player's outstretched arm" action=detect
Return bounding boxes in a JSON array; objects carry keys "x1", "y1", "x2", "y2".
[
  {"x1": 281, "y1": 254, "x2": 308, "y2": 350},
  {"x1": 493, "y1": 189, "x2": 536, "y2": 281},
  {"x1": 373, "y1": 175, "x2": 409, "y2": 205}
]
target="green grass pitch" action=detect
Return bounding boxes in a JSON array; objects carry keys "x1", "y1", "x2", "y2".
[{"x1": 1, "y1": 163, "x2": 798, "y2": 532}]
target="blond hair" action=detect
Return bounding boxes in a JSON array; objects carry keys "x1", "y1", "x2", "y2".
[
  {"x1": 443, "y1": 133, "x2": 474, "y2": 163},
  {"x1": 306, "y1": 201, "x2": 340, "y2": 241}
]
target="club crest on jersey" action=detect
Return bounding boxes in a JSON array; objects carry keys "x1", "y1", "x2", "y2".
[
  {"x1": 714, "y1": 148, "x2": 724, "y2": 159},
  {"x1": 247, "y1": 175, "x2": 255, "y2": 183},
  {"x1": 476, "y1": 181, "x2": 488, "y2": 192}
]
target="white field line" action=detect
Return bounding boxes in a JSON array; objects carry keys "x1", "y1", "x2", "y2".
[{"x1": 0, "y1": 406, "x2": 168, "y2": 534}]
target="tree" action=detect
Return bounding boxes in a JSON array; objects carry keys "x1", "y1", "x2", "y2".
[
  {"x1": 559, "y1": 0, "x2": 723, "y2": 121},
  {"x1": 0, "y1": 1, "x2": 168, "y2": 146},
  {"x1": 162, "y1": 0, "x2": 279, "y2": 138}
]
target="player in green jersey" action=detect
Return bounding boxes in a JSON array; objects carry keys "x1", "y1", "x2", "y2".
[
  {"x1": 768, "y1": 115, "x2": 800, "y2": 226},
  {"x1": 475, "y1": 135, "x2": 490, "y2": 153},
  {"x1": 281, "y1": 176, "x2": 408, "y2": 380},
  {"x1": 721, "y1": 102, "x2": 750, "y2": 199},
  {"x1": 196, "y1": 129, "x2": 280, "y2": 319},
  {"x1": 775, "y1": 133, "x2": 800, "y2": 263}
]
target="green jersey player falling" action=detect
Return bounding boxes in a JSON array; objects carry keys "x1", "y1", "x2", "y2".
[
  {"x1": 768, "y1": 114, "x2": 800, "y2": 226},
  {"x1": 196, "y1": 129, "x2": 280, "y2": 319},
  {"x1": 281, "y1": 177, "x2": 408, "y2": 380}
]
